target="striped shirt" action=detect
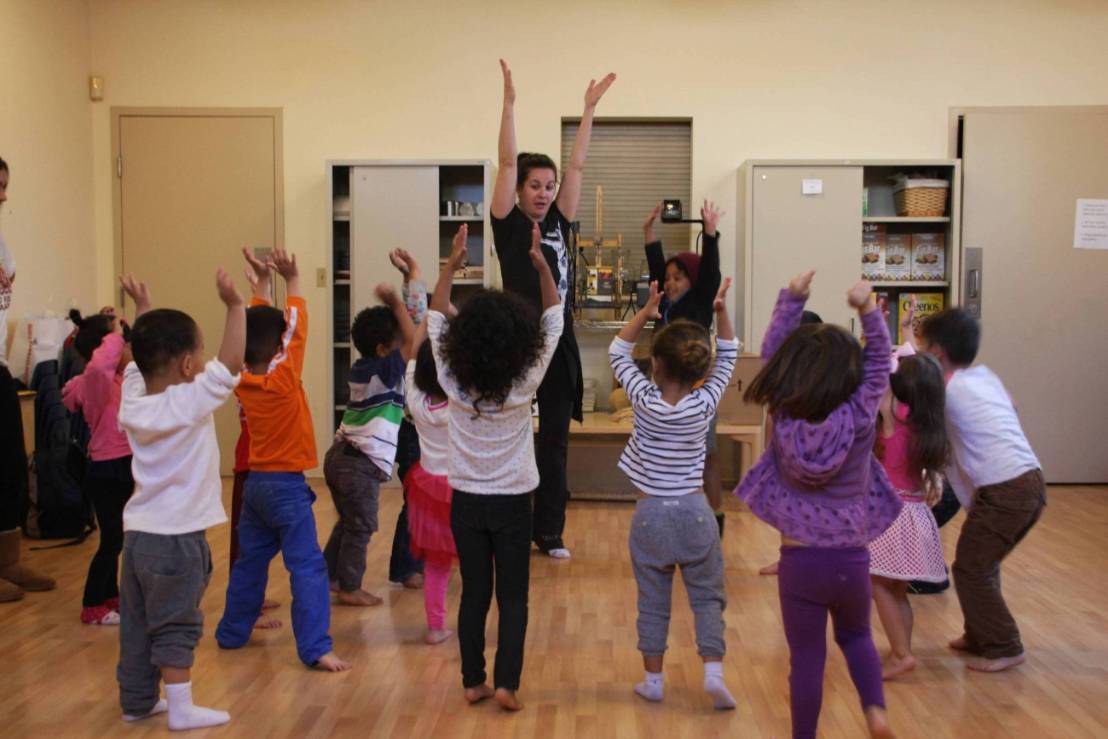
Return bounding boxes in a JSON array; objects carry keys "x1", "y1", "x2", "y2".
[
  {"x1": 609, "y1": 335, "x2": 740, "y2": 496},
  {"x1": 337, "y1": 349, "x2": 406, "y2": 477}
]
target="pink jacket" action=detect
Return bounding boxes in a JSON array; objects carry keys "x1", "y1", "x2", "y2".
[{"x1": 62, "y1": 333, "x2": 132, "y2": 462}]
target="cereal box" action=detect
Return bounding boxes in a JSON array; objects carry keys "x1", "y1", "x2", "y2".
[
  {"x1": 898, "y1": 292, "x2": 944, "y2": 345},
  {"x1": 883, "y1": 233, "x2": 912, "y2": 281},
  {"x1": 862, "y1": 224, "x2": 886, "y2": 281},
  {"x1": 875, "y1": 290, "x2": 898, "y2": 340},
  {"x1": 911, "y1": 233, "x2": 946, "y2": 281}
]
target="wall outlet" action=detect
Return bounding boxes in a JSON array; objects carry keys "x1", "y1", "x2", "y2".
[{"x1": 316, "y1": 267, "x2": 327, "y2": 288}]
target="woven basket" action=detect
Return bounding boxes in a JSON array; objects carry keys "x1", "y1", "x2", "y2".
[{"x1": 893, "y1": 178, "x2": 949, "y2": 217}]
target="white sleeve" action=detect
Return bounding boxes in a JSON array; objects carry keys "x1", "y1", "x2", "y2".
[
  {"x1": 516, "y1": 306, "x2": 564, "y2": 397},
  {"x1": 427, "y1": 310, "x2": 461, "y2": 402},
  {"x1": 698, "y1": 337, "x2": 740, "y2": 411},
  {"x1": 405, "y1": 359, "x2": 428, "y2": 425},
  {"x1": 134, "y1": 359, "x2": 240, "y2": 432}
]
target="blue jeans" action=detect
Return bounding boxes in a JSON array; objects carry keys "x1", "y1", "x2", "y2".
[{"x1": 215, "y1": 472, "x2": 333, "y2": 666}]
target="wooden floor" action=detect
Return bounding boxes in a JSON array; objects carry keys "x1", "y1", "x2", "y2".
[{"x1": 5, "y1": 482, "x2": 1108, "y2": 738}]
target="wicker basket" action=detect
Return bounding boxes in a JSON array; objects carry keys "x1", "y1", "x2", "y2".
[{"x1": 893, "y1": 177, "x2": 949, "y2": 217}]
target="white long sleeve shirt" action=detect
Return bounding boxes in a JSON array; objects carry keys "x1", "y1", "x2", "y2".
[
  {"x1": 427, "y1": 305, "x2": 562, "y2": 495},
  {"x1": 943, "y1": 365, "x2": 1041, "y2": 508},
  {"x1": 610, "y1": 335, "x2": 740, "y2": 496},
  {"x1": 119, "y1": 359, "x2": 240, "y2": 534},
  {"x1": 405, "y1": 359, "x2": 450, "y2": 477}
]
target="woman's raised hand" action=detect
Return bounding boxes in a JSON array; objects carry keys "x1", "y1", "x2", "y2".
[
  {"x1": 584, "y1": 73, "x2": 617, "y2": 108},
  {"x1": 500, "y1": 59, "x2": 515, "y2": 105}
]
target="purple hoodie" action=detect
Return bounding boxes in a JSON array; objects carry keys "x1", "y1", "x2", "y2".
[{"x1": 735, "y1": 289, "x2": 902, "y2": 548}]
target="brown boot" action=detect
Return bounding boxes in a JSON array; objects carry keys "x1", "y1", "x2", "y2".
[
  {"x1": 0, "y1": 576, "x2": 23, "y2": 602},
  {"x1": 0, "y1": 528, "x2": 56, "y2": 592}
]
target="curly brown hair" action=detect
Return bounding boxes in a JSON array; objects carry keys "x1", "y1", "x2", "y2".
[
  {"x1": 651, "y1": 319, "x2": 711, "y2": 385},
  {"x1": 440, "y1": 289, "x2": 547, "y2": 414}
]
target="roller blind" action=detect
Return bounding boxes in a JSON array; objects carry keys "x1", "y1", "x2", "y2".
[{"x1": 560, "y1": 119, "x2": 692, "y2": 282}]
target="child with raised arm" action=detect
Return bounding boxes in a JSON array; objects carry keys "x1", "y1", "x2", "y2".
[
  {"x1": 737, "y1": 272, "x2": 901, "y2": 739},
  {"x1": 919, "y1": 308, "x2": 1045, "y2": 673},
  {"x1": 430, "y1": 224, "x2": 562, "y2": 711},
  {"x1": 323, "y1": 275, "x2": 415, "y2": 607},
  {"x1": 115, "y1": 271, "x2": 243, "y2": 730},
  {"x1": 611, "y1": 277, "x2": 740, "y2": 709},
  {"x1": 215, "y1": 248, "x2": 349, "y2": 672},
  {"x1": 491, "y1": 59, "x2": 615, "y2": 559},
  {"x1": 643, "y1": 200, "x2": 727, "y2": 534}
]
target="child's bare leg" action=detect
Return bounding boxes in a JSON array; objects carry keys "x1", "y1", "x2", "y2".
[
  {"x1": 314, "y1": 652, "x2": 352, "y2": 672},
  {"x1": 262, "y1": 598, "x2": 280, "y2": 610},
  {"x1": 871, "y1": 576, "x2": 915, "y2": 679},
  {"x1": 336, "y1": 589, "x2": 383, "y2": 606},
  {"x1": 160, "y1": 666, "x2": 230, "y2": 730},
  {"x1": 494, "y1": 687, "x2": 524, "y2": 711},
  {"x1": 759, "y1": 560, "x2": 780, "y2": 575},
  {"x1": 634, "y1": 653, "x2": 665, "y2": 702},
  {"x1": 254, "y1": 613, "x2": 283, "y2": 630},
  {"x1": 896, "y1": 584, "x2": 914, "y2": 653}
]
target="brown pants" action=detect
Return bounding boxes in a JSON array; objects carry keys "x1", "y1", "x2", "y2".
[{"x1": 952, "y1": 468, "x2": 1046, "y2": 659}]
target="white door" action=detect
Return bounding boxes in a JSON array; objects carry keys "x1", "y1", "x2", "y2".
[
  {"x1": 961, "y1": 108, "x2": 1108, "y2": 482},
  {"x1": 750, "y1": 165, "x2": 863, "y2": 352}
]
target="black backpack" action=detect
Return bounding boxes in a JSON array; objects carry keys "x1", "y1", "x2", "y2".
[{"x1": 22, "y1": 359, "x2": 95, "y2": 541}]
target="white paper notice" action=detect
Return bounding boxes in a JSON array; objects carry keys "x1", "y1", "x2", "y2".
[
  {"x1": 802, "y1": 179, "x2": 823, "y2": 196},
  {"x1": 1074, "y1": 199, "x2": 1108, "y2": 250}
]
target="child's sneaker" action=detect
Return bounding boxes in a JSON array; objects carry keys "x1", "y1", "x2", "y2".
[{"x1": 81, "y1": 605, "x2": 121, "y2": 625}]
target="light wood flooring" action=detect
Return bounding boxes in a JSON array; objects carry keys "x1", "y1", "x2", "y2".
[{"x1": 4, "y1": 482, "x2": 1107, "y2": 738}]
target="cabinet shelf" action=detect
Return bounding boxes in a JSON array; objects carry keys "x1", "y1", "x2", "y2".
[
  {"x1": 862, "y1": 216, "x2": 950, "y2": 224},
  {"x1": 334, "y1": 342, "x2": 351, "y2": 349},
  {"x1": 334, "y1": 212, "x2": 351, "y2": 222},
  {"x1": 453, "y1": 278, "x2": 484, "y2": 285},
  {"x1": 440, "y1": 216, "x2": 483, "y2": 222},
  {"x1": 867, "y1": 280, "x2": 950, "y2": 288}
]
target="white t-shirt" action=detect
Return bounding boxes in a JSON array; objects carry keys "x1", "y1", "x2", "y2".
[
  {"x1": 427, "y1": 305, "x2": 563, "y2": 495},
  {"x1": 405, "y1": 359, "x2": 450, "y2": 477},
  {"x1": 944, "y1": 365, "x2": 1041, "y2": 508},
  {"x1": 0, "y1": 232, "x2": 14, "y2": 365},
  {"x1": 119, "y1": 359, "x2": 240, "y2": 534}
]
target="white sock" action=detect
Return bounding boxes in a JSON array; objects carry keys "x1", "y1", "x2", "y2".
[
  {"x1": 165, "y1": 682, "x2": 230, "y2": 731},
  {"x1": 547, "y1": 547, "x2": 571, "y2": 560},
  {"x1": 634, "y1": 671, "x2": 664, "y2": 702},
  {"x1": 703, "y1": 662, "x2": 736, "y2": 710},
  {"x1": 123, "y1": 698, "x2": 168, "y2": 722}
]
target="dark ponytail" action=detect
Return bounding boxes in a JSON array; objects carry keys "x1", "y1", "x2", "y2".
[
  {"x1": 69, "y1": 309, "x2": 115, "y2": 362},
  {"x1": 890, "y1": 353, "x2": 950, "y2": 483},
  {"x1": 0, "y1": 156, "x2": 8, "y2": 173}
]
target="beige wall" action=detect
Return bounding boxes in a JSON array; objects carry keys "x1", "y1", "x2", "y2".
[
  {"x1": 1, "y1": 0, "x2": 95, "y2": 336},
  {"x1": 25, "y1": 0, "x2": 1108, "y2": 462}
]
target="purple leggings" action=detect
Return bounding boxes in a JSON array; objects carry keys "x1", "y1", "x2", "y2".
[{"x1": 778, "y1": 546, "x2": 885, "y2": 739}]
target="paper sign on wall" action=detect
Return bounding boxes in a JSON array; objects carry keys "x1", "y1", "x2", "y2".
[
  {"x1": 802, "y1": 179, "x2": 823, "y2": 195},
  {"x1": 1074, "y1": 199, "x2": 1108, "y2": 250}
]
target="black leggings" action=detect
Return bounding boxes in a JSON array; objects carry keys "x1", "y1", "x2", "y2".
[
  {"x1": 82, "y1": 457, "x2": 134, "y2": 607},
  {"x1": 0, "y1": 364, "x2": 28, "y2": 531}
]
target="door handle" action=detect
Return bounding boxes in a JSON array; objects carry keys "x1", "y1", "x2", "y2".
[{"x1": 969, "y1": 269, "x2": 980, "y2": 299}]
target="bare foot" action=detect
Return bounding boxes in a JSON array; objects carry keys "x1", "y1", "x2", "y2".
[
  {"x1": 464, "y1": 685, "x2": 494, "y2": 704},
  {"x1": 253, "y1": 615, "x2": 283, "y2": 630},
  {"x1": 425, "y1": 628, "x2": 453, "y2": 645},
  {"x1": 882, "y1": 654, "x2": 917, "y2": 680},
  {"x1": 336, "y1": 589, "x2": 383, "y2": 607},
  {"x1": 865, "y1": 706, "x2": 894, "y2": 738},
  {"x1": 949, "y1": 635, "x2": 974, "y2": 652},
  {"x1": 402, "y1": 573, "x2": 424, "y2": 590},
  {"x1": 314, "y1": 652, "x2": 352, "y2": 672},
  {"x1": 759, "y1": 561, "x2": 779, "y2": 576},
  {"x1": 967, "y1": 653, "x2": 1026, "y2": 673},
  {"x1": 495, "y1": 687, "x2": 523, "y2": 712},
  {"x1": 261, "y1": 599, "x2": 280, "y2": 610}
]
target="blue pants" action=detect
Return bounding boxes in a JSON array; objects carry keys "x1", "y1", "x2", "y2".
[{"x1": 215, "y1": 472, "x2": 333, "y2": 666}]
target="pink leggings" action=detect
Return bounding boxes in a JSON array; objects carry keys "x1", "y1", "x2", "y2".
[{"x1": 424, "y1": 560, "x2": 452, "y2": 630}]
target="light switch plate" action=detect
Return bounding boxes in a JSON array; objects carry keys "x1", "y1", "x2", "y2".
[
  {"x1": 802, "y1": 179, "x2": 823, "y2": 195},
  {"x1": 316, "y1": 267, "x2": 327, "y2": 288}
]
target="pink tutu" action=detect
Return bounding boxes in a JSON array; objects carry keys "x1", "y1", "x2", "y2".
[
  {"x1": 405, "y1": 462, "x2": 456, "y2": 567},
  {"x1": 867, "y1": 492, "x2": 947, "y2": 582}
]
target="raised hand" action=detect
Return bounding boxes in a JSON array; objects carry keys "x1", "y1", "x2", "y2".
[
  {"x1": 701, "y1": 199, "x2": 724, "y2": 238},
  {"x1": 374, "y1": 282, "x2": 400, "y2": 307},
  {"x1": 643, "y1": 202, "x2": 662, "y2": 242},
  {"x1": 527, "y1": 223, "x2": 549, "y2": 274},
  {"x1": 584, "y1": 72, "x2": 617, "y2": 108},
  {"x1": 388, "y1": 248, "x2": 421, "y2": 283},
  {"x1": 244, "y1": 266, "x2": 259, "y2": 292},
  {"x1": 216, "y1": 268, "x2": 245, "y2": 307},
  {"x1": 645, "y1": 280, "x2": 663, "y2": 320},
  {"x1": 243, "y1": 247, "x2": 272, "y2": 283},
  {"x1": 266, "y1": 248, "x2": 298, "y2": 280},
  {"x1": 500, "y1": 59, "x2": 515, "y2": 105},
  {"x1": 119, "y1": 273, "x2": 152, "y2": 314},
  {"x1": 847, "y1": 280, "x2": 874, "y2": 310},
  {"x1": 788, "y1": 270, "x2": 815, "y2": 298},
  {"x1": 713, "y1": 277, "x2": 732, "y2": 313},
  {"x1": 450, "y1": 224, "x2": 468, "y2": 270},
  {"x1": 900, "y1": 294, "x2": 918, "y2": 333}
]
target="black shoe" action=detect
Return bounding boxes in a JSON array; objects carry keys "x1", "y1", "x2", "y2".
[
  {"x1": 908, "y1": 578, "x2": 950, "y2": 595},
  {"x1": 715, "y1": 511, "x2": 725, "y2": 538}
]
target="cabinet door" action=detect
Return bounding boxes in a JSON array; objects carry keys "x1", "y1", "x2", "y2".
[
  {"x1": 351, "y1": 166, "x2": 439, "y2": 320},
  {"x1": 750, "y1": 166, "x2": 863, "y2": 352}
]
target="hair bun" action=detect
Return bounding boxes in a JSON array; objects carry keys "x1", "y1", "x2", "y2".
[{"x1": 68, "y1": 308, "x2": 84, "y2": 326}]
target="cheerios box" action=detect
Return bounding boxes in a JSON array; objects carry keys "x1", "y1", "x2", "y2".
[
  {"x1": 911, "y1": 233, "x2": 946, "y2": 281},
  {"x1": 862, "y1": 224, "x2": 886, "y2": 281},
  {"x1": 883, "y1": 233, "x2": 912, "y2": 281},
  {"x1": 898, "y1": 293, "x2": 944, "y2": 345}
]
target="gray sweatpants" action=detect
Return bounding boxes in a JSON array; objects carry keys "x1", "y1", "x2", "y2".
[
  {"x1": 117, "y1": 530, "x2": 212, "y2": 716},
  {"x1": 629, "y1": 493, "x2": 727, "y2": 658},
  {"x1": 322, "y1": 439, "x2": 387, "y2": 592}
]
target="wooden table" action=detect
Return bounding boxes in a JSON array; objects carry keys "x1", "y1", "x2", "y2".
[{"x1": 538, "y1": 411, "x2": 764, "y2": 501}]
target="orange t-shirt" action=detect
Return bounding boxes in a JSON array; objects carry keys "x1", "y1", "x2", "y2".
[{"x1": 235, "y1": 295, "x2": 317, "y2": 472}]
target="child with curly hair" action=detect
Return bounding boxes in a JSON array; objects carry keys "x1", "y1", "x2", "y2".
[{"x1": 427, "y1": 223, "x2": 562, "y2": 711}]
